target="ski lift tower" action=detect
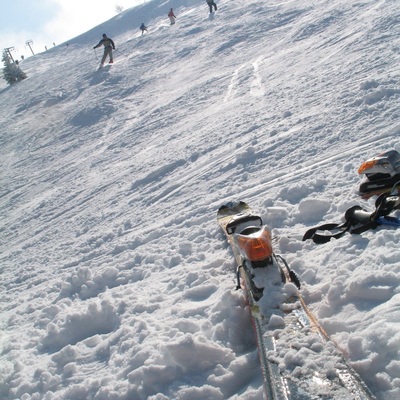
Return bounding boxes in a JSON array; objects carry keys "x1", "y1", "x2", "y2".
[
  {"x1": 26, "y1": 40, "x2": 34, "y2": 56},
  {"x1": 4, "y1": 47, "x2": 15, "y2": 63}
]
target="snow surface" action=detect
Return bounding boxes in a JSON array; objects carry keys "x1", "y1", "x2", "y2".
[{"x1": 1, "y1": 0, "x2": 400, "y2": 399}]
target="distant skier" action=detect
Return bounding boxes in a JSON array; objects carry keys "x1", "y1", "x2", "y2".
[
  {"x1": 140, "y1": 23, "x2": 148, "y2": 35},
  {"x1": 168, "y1": 8, "x2": 176, "y2": 25},
  {"x1": 93, "y1": 34, "x2": 116, "y2": 67},
  {"x1": 206, "y1": 0, "x2": 217, "y2": 13}
]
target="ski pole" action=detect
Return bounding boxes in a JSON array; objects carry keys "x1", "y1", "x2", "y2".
[
  {"x1": 93, "y1": 48, "x2": 98, "y2": 60},
  {"x1": 114, "y1": 48, "x2": 129, "y2": 59}
]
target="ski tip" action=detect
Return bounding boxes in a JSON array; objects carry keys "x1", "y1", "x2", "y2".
[
  {"x1": 217, "y1": 201, "x2": 250, "y2": 217},
  {"x1": 218, "y1": 200, "x2": 247, "y2": 209}
]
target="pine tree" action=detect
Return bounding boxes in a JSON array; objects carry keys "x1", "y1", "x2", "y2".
[{"x1": 2, "y1": 50, "x2": 27, "y2": 85}]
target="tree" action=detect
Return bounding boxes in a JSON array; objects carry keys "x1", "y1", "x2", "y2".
[{"x1": 2, "y1": 50, "x2": 27, "y2": 85}]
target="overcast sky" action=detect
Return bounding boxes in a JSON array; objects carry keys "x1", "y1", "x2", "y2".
[{"x1": 1, "y1": 0, "x2": 144, "y2": 60}]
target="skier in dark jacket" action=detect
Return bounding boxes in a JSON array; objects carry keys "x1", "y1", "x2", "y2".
[
  {"x1": 140, "y1": 23, "x2": 148, "y2": 35},
  {"x1": 168, "y1": 8, "x2": 176, "y2": 25},
  {"x1": 93, "y1": 34, "x2": 115, "y2": 67},
  {"x1": 206, "y1": 0, "x2": 217, "y2": 13}
]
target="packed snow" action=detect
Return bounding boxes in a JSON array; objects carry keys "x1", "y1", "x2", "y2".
[{"x1": 1, "y1": 0, "x2": 400, "y2": 399}]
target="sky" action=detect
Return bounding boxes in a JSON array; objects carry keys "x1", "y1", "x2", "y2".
[
  {"x1": 0, "y1": 0, "x2": 145, "y2": 60},
  {"x1": 1, "y1": 0, "x2": 400, "y2": 399}
]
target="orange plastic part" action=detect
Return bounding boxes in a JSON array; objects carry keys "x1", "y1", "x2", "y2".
[
  {"x1": 358, "y1": 160, "x2": 376, "y2": 174},
  {"x1": 236, "y1": 228, "x2": 273, "y2": 261}
]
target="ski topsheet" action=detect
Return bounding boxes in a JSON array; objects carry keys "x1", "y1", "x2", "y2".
[{"x1": 217, "y1": 201, "x2": 376, "y2": 400}]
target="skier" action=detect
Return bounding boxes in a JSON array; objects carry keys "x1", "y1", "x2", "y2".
[
  {"x1": 206, "y1": 0, "x2": 217, "y2": 13},
  {"x1": 168, "y1": 8, "x2": 176, "y2": 25},
  {"x1": 140, "y1": 23, "x2": 148, "y2": 36},
  {"x1": 93, "y1": 34, "x2": 116, "y2": 67}
]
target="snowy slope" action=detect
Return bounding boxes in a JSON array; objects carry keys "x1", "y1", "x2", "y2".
[{"x1": 1, "y1": 0, "x2": 400, "y2": 399}]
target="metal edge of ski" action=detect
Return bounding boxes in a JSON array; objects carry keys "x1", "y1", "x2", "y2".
[{"x1": 217, "y1": 201, "x2": 377, "y2": 400}]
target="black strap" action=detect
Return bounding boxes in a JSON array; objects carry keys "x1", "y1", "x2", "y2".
[
  {"x1": 303, "y1": 194, "x2": 400, "y2": 244},
  {"x1": 235, "y1": 264, "x2": 243, "y2": 290},
  {"x1": 302, "y1": 206, "x2": 379, "y2": 244},
  {"x1": 302, "y1": 221, "x2": 352, "y2": 244}
]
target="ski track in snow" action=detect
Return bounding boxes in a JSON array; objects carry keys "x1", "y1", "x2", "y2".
[{"x1": 1, "y1": 0, "x2": 400, "y2": 399}]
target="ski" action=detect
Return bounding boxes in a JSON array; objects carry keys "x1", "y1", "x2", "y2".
[{"x1": 218, "y1": 201, "x2": 376, "y2": 400}]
